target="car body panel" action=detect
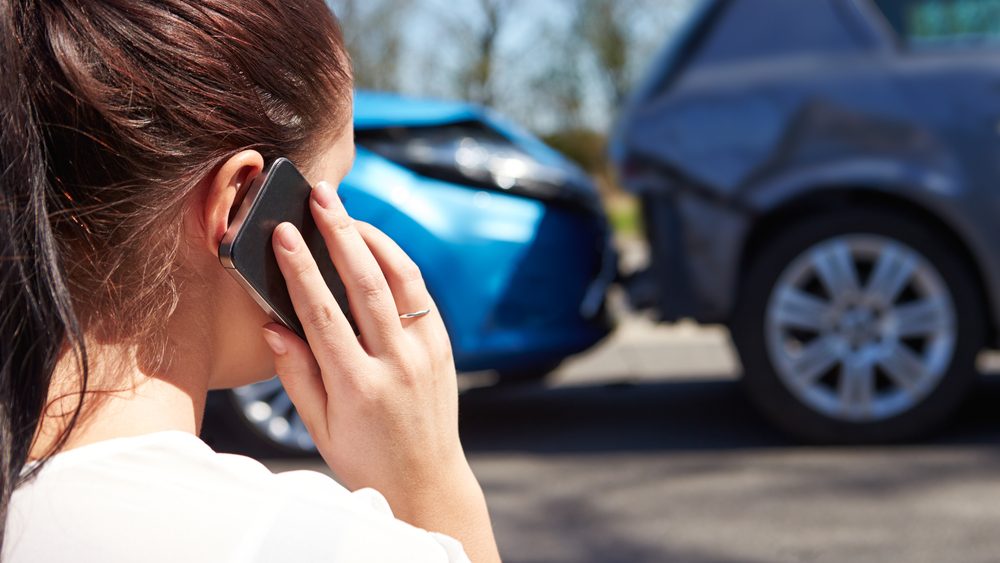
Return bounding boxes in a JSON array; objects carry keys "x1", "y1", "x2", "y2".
[{"x1": 354, "y1": 90, "x2": 484, "y2": 129}]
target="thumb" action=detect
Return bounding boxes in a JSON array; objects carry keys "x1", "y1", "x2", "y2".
[{"x1": 261, "y1": 323, "x2": 328, "y2": 442}]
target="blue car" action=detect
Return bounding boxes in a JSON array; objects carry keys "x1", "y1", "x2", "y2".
[{"x1": 204, "y1": 92, "x2": 616, "y2": 455}]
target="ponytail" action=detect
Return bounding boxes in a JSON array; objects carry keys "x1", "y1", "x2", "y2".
[{"x1": 0, "y1": 1, "x2": 89, "y2": 550}]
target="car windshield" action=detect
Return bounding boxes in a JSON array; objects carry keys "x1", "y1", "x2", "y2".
[{"x1": 875, "y1": 0, "x2": 1000, "y2": 47}]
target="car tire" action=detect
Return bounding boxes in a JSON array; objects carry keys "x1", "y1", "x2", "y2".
[
  {"x1": 494, "y1": 360, "x2": 562, "y2": 386},
  {"x1": 731, "y1": 206, "x2": 985, "y2": 443}
]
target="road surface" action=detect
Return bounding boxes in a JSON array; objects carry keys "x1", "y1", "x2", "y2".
[{"x1": 266, "y1": 318, "x2": 1000, "y2": 562}]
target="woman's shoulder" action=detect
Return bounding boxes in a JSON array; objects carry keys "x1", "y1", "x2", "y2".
[
  {"x1": 16, "y1": 430, "x2": 350, "y2": 511},
  {"x1": 5, "y1": 431, "x2": 468, "y2": 562},
  {"x1": 21, "y1": 431, "x2": 295, "y2": 490}
]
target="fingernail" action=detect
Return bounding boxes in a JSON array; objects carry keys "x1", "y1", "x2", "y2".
[
  {"x1": 262, "y1": 326, "x2": 287, "y2": 355},
  {"x1": 276, "y1": 223, "x2": 299, "y2": 252},
  {"x1": 312, "y1": 181, "x2": 337, "y2": 209}
]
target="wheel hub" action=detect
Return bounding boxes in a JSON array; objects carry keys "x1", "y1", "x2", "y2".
[{"x1": 835, "y1": 306, "x2": 879, "y2": 349}]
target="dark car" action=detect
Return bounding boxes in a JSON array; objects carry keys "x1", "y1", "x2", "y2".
[{"x1": 611, "y1": 0, "x2": 1000, "y2": 442}]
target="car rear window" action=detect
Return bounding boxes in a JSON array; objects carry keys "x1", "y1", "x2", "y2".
[{"x1": 874, "y1": 0, "x2": 1000, "y2": 46}]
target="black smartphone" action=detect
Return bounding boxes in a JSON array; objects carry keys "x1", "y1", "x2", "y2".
[{"x1": 219, "y1": 158, "x2": 354, "y2": 339}]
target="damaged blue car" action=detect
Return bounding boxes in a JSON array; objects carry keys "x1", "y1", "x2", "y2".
[{"x1": 207, "y1": 91, "x2": 616, "y2": 455}]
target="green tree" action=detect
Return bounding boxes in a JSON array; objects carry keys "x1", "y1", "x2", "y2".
[
  {"x1": 453, "y1": 0, "x2": 521, "y2": 106},
  {"x1": 577, "y1": 0, "x2": 634, "y2": 109}
]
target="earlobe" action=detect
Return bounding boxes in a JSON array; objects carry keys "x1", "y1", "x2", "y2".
[{"x1": 202, "y1": 150, "x2": 265, "y2": 257}]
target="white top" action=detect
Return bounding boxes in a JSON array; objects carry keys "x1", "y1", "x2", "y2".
[{"x1": 3, "y1": 431, "x2": 470, "y2": 563}]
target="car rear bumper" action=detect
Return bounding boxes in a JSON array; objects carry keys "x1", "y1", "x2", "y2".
[{"x1": 632, "y1": 191, "x2": 749, "y2": 324}]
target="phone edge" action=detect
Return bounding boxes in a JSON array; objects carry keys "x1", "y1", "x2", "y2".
[{"x1": 217, "y1": 157, "x2": 303, "y2": 336}]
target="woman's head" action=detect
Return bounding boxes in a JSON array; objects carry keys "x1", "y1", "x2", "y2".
[
  {"x1": 14, "y1": 0, "x2": 354, "y2": 342},
  {"x1": 0, "y1": 0, "x2": 353, "y2": 541}
]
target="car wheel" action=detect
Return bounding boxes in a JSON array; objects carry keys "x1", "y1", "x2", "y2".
[
  {"x1": 732, "y1": 207, "x2": 984, "y2": 443},
  {"x1": 204, "y1": 379, "x2": 317, "y2": 458},
  {"x1": 494, "y1": 360, "x2": 562, "y2": 386}
]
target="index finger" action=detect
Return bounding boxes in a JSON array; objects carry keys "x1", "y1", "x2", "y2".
[{"x1": 272, "y1": 222, "x2": 364, "y2": 370}]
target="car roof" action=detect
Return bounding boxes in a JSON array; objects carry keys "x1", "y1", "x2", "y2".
[{"x1": 696, "y1": 0, "x2": 890, "y2": 64}]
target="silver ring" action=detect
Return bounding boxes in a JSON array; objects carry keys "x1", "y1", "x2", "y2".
[{"x1": 399, "y1": 308, "x2": 432, "y2": 320}]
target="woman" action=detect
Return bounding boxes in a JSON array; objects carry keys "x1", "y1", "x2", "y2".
[{"x1": 0, "y1": 1, "x2": 501, "y2": 561}]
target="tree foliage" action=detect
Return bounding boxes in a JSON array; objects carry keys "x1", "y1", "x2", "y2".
[
  {"x1": 328, "y1": 0, "x2": 697, "y2": 142},
  {"x1": 329, "y1": 0, "x2": 409, "y2": 91}
]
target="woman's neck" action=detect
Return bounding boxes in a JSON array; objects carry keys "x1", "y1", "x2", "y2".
[{"x1": 29, "y1": 337, "x2": 211, "y2": 460}]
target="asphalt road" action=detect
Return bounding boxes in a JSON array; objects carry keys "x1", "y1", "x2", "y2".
[{"x1": 265, "y1": 320, "x2": 1000, "y2": 563}]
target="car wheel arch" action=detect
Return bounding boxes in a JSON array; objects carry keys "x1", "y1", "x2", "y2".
[{"x1": 735, "y1": 187, "x2": 996, "y2": 345}]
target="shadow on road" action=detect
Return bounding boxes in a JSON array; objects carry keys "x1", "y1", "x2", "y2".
[{"x1": 458, "y1": 373, "x2": 1000, "y2": 454}]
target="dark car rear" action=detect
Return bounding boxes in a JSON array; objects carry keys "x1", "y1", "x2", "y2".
[{"x1": 612, "y1": 0, "x2": 1000, "y2": 442}]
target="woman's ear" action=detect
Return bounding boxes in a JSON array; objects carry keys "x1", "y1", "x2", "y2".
[{"x1": 201, "y1": 150, "x2": 265, "y2": 257}]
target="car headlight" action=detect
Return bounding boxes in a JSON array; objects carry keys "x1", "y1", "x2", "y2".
[{"x1": 356, "y1": 122, "x2": 600, "y2": 210}]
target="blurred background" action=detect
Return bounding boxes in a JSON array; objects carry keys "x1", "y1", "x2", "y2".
[
  {"x1": 330, "y1": 0, "x2": 700, "y2": 233},
  {"x1": 202, "y1": 1, "x2": 1000, "y2": 561}
]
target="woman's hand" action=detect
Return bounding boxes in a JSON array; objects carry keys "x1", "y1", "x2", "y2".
[{"x1": 259, "y1": 181, "x2": 499, "y2": 563}]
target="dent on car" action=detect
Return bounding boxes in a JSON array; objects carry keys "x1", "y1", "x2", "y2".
[{"x1": 614, "y1": 0, "x2": 991, "y2": 324}]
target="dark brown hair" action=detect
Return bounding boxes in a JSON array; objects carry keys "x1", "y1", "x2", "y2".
[{"x1": 0, "y1": 0, "x2": 352, "y2": 549}]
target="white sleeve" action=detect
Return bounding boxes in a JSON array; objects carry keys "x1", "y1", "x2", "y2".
[{"x1": 246, "y1": 470, "x2": 471, "y2": 563}]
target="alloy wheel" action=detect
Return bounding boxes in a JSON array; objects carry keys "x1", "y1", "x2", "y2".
[{"x1": 764, "y1": 234, "x2": 957, "y2": 423}]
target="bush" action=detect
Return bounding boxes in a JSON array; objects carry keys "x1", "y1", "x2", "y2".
[{"x1": 541, "y1": 128, "x2": 608, "y2": 174}]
